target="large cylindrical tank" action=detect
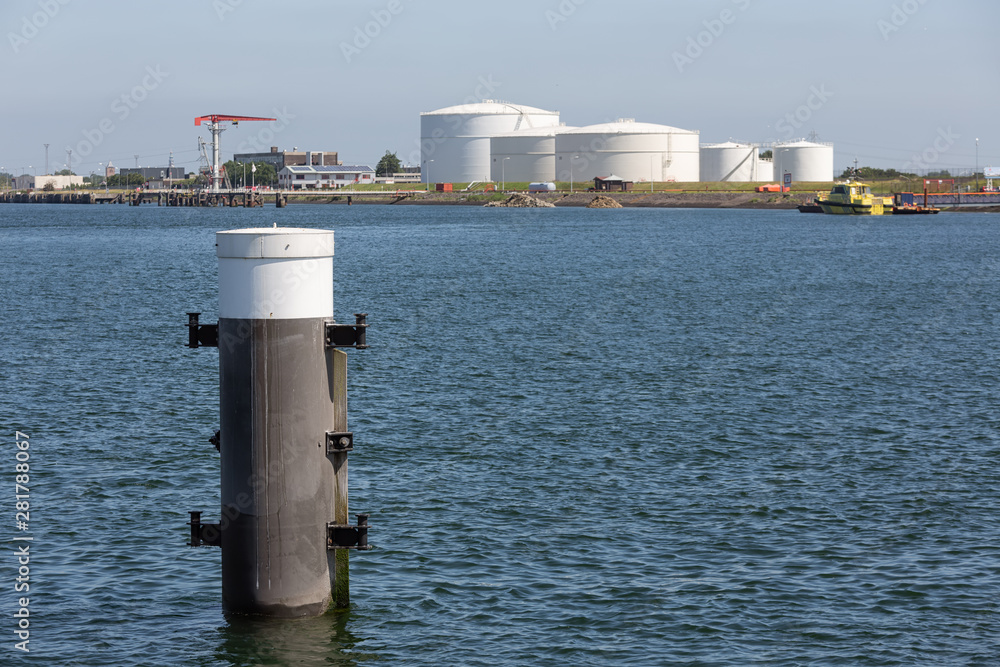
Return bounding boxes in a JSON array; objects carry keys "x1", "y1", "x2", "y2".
[
  {"x1": 420, "y1": 101, "x2": 560, "y2": 183},
  {"x1": 772, "y1": 140, "x2": 834, "y2": 183},
  {"x1": 554, "y1": 119, "x2": 700, "y2": 184},
  {"x1": 490, "y1": 126, "x2": 575, "y2": 183},
  {"x1": 700, "y1": 142, "x2": 761, "y2": 182}
]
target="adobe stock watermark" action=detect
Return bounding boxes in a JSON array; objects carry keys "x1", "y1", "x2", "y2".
[
  {"x1": 66, "y1": 65, "x2": 169, "y2": 168},
  {"x1": 8, "y1": 0, "x2": 71, "y2": 54},
  {"x1": 213, "y1": 0, "x2": 242, "y2": 21},
  {"x1": 877, "y1": 0, "x2": 930, "y2": 41},
  {"x1": 409, "y1": 75, "x2": 502, "y2": 167},
  {"x1": 673, "y1": 0, "x2": 752, "y2": 73},
  {"x1": 555, "y1": 126, "x2": 619, "y2": 183},
  {"x1": 232, "y1": 107, "x2": 296, "y2": 154},
  {"x1": 775, "y1": 85, "x2": 834, "y2": 139},
  {"x1": 340, "y1": 0, "x2": 405, "y2": 64},
  {"x1": 7, "y1": 0, "x2": 70, "y2": 53},
  {"x1": 545, "y1": 0, "x2": 588, "y2": 31},
  {"x1": 903, "y1": 127, "x2": 959, "y2": 172},
  {"x1": 12, "y1": 431, "x2": 32, "y2": 654}
]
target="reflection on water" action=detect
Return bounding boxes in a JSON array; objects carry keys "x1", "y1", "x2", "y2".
[{"x1": 211, "y1": 611, "x2": 378, "y2": 666}]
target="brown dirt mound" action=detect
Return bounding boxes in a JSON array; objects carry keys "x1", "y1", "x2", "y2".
[
  {"x1": 484, "y1": 193, "x2": 555, "y2": 208},
  {"x1": 586, "y1": 195, "x2": 624, "y2": 209}
]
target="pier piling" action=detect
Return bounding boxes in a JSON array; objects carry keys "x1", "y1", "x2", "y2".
[{"x1": 186, "y1": 227, "x2": 371, "y2": 617}]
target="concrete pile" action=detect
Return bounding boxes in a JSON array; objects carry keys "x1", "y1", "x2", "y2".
[
  {"x1": 484, "y1": 193, "x2": 555, "y2": 208},
  {"x1": 586, "y1": 195, "x2": 623, "y2": 209}
]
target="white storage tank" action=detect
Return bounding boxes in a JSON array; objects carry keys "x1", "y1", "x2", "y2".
[
  {"x1": 757, "y1": 157, "x2": 774, "y2": 183},
  {"x1": 490, "y1": 126, "x2": 574, "y2": 184},
  {"x1": 420, "y1": 101, "x2": 560, "y2": 184},
  {"x1": 772, "y1": 140, "x2": 834, "y2": 183},
  {"x1": 554, "y1": 119, "x2": 700, "y2": 184},
  {"x1": 700, "y1": 142, "x2": 772, "y2": 182}
]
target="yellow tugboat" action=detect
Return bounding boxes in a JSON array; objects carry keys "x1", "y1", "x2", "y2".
[{"x1": 817, "y1": 179, "x2": 891, "y2": 215}]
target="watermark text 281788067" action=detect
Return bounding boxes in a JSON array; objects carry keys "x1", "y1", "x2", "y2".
[{"x1": 13, "y1": 431, "x2": 32, "y2": 653}]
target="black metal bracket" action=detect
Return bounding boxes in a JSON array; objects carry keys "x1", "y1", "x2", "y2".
[
  {"x1": 325, "y1": 313, "x2": 369, "y2": 349},
  {"x1": 326, "y1": 431, "x2": 354, "y2": 454},
  {"x1": 187, "y1": 313, "x2": 218, "y2": 348},
  {"x1": 188, "y1": 511, "x2": 221, "y2": 547},
  {"x1": 327, "y1": 514, "x2": 372, "y2": 550}
]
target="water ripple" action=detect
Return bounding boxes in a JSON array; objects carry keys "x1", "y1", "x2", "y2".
[{"x1": 2, "y1": 206, "x2": 999, "y2": 664}]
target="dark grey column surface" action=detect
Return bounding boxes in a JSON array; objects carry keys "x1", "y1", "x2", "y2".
[{"x1": 218, "y1": 317, "x2": 338, "y2": 617}]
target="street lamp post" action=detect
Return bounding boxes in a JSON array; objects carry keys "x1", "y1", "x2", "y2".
[
  {"x1": 975, "y1": 138, "x2": 979, "y2": 192},
  {"x1": 425, "y1": 159, "x2": 434, "y2": 192},
  {"x1": 502, "y1": 157, "x2": 510, "y2": 191},
  {"x1": 570, "y1": 155, "x2": 579, "y2": 194}
]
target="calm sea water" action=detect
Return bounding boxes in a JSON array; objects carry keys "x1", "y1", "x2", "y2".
[{"x1": 2, "y1": 203, "x2": 999, "y2": 665}]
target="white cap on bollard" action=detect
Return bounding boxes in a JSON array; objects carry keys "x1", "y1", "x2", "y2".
[{"x1": 216, "y1": 227, "x2": 335, "y2": 320}]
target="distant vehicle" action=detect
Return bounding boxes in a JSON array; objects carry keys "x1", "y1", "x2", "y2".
[{"x1": 529, "y1": 182, "x2": 556, "y2": 193}]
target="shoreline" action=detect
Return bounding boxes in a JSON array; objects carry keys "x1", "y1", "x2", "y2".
[
  {"x1": 288, "y1": 191, "x2": 1000, "y2": 212},
  {"x1": 289, "y1": 191, "x2": 814, "y2": 209},
  {"x1": 3, "y1": 189, "x2": 998, "y2": 212}
]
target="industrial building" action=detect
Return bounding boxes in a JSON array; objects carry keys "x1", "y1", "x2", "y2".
[
  {"x1": 420, "y1": 101, "x2": 560, "y2": 183},
  {"x1": 554, "y1": 119, "x2": 700, "y2": 184},
  {"x1": 234, "y1": 148, "x2": 339, "y2": 170},
  {"x1": 375, "y1": 172, "x2": 422, "y2": 184},
  {"x1": 278, "y1": 165, "x2": 375, "y2": 190},
  {"x1": 13, "y1": 174, "x2": 84, "y2": 190},
  {"x1": 700, "y1": 142, "x2": 774, "y2": 182},
  {"x1": 490, "y1": 126, "x2": 575, "y2": 183},
  {"x1": 772, "y1": 140, "x2": 834, "y2": 183},
  {"x1": 119, "y1": 166, "x2": 185, "y2": 180}
]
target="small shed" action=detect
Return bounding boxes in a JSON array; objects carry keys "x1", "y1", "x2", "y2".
[{"x1": 594, "y1": 174, "x2": 633, "y2": 192}]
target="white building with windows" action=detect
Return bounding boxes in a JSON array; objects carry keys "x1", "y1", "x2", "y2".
[
  {"x1": 14, "y1": 174, "x2": 85, "y2": 190},
  {"x1": 278, "y1": 165, "x2": 375, "y2": 190}
]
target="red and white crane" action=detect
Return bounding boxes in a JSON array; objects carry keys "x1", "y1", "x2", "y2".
[{"x1": 194, "y1": 114, "x2": 276, "y2": 193}]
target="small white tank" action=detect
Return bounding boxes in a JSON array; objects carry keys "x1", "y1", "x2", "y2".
[
  {"x1": 756, "y1": 158, "x2": 774, "y2": 182},
  {"x1": 772, "y1": 140, "x2": 834, "y2": 183},
  {"x1": 700, "y1": 142, "x2": 769, "y2": 182}
]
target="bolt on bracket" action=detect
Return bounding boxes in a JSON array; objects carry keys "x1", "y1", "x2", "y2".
[
  {"x1": 186, "y1": 313, "x2": 218, "y2": 348},
  {"x1": 325, "y1": 313, "x2": 369, "y2": 349},
  {"x1": 327, "y1": 514, "x2": 372, "y2": 550},
  {"x1": 326, "y1": 431, "x2": 354, "y2": 454},
  {"x1": 188, "y1": 511, "x2": 221, "y2": 547}
]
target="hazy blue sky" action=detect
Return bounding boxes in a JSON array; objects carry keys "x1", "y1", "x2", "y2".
[{"x1": 2, "y1": 0, "x2": 995, "y2": 177}]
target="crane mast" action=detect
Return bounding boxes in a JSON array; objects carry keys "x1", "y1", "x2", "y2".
[{"x1": 194, "y1": 114, "x2": 277, "y2": 193}]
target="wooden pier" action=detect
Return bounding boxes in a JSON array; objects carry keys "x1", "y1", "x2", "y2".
[{"x1": 0, "y1": 189, "x2": 289, "y2": 208}]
